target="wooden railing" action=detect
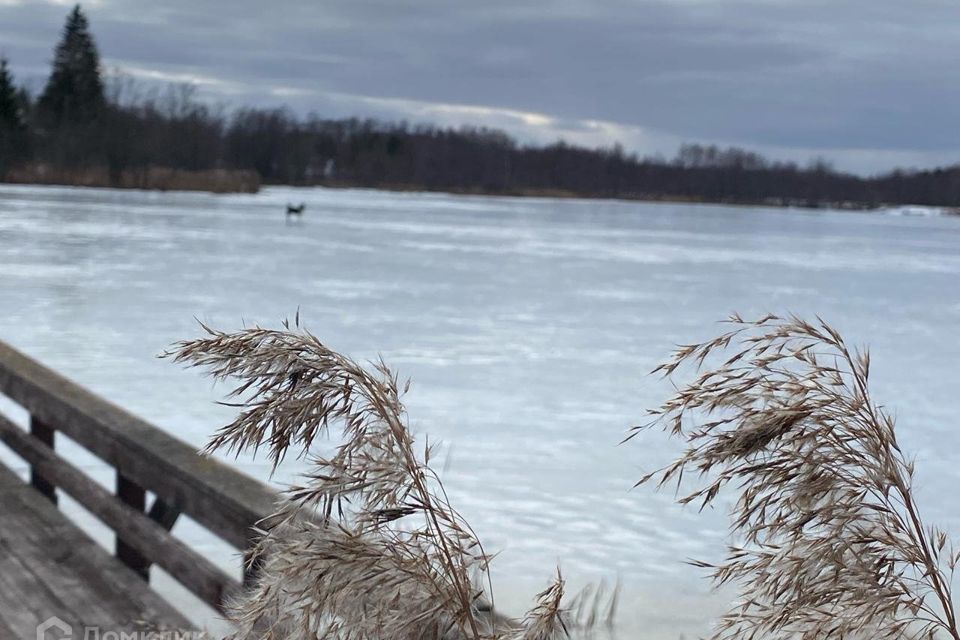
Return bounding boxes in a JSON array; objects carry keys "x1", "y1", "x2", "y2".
[{"x1": 0, "y1": 339, "x2": 279, "y2": 613}]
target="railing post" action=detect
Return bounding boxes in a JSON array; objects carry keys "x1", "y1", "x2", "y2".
[
  {"x1": 147, "y1": 497, "x2": 181, "y2": 531},
  {"x1": 116, "y1": 471, "x2": 150, "y2": 580},
  {"x1": 29, "y1": 416, "x2": 57, "y2": 504},
  {"x1": 243, "y1": 528, "x2": 264, "y2": 588}
]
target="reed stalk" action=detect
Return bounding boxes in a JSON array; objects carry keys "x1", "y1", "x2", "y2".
[
  {"x1": 630, "y1": 314, "x2": 959, "y2": 640},
  {"x1": 167, "y1": 316, "x2": 581, "y2": 640}
]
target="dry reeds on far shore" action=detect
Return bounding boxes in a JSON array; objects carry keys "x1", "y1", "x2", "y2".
[
  {"x1": 166, "y1": 317, "x2": 584, "y2": 640},
  {"x1": 5, "y1": 163, "x2": 260, "y2": 193},
  {"x1": 630, "y1": 314, "x2": 959, "y2": 640}
]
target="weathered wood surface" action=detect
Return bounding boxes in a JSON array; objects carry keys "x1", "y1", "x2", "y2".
[
  {"x1": 0, "y1": 413, "x2": 243, "y2": 613},
  {"x1": 0, "y1": 463, "x2": 193, "y2": 638},
  {"x1": 0, "y1": 339, "x2": 277, "y2": 549}
]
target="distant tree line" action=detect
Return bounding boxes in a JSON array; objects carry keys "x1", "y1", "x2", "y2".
[{"x1": 2, "y1": 4, "x2": 960, "y2": 206}]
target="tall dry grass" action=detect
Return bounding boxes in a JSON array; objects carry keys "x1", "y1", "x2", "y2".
[
  {"x1": 630, "y1": 314, "x2": 959, "y2": 640},
  {"x1": 167, "y1": 317, "x2": 603, "y2": 640},
  {"x1": 5, "y1": 163, "x2": 260, "y2": 193},
  {"x1": 169, "y1": 312, "x2": 948, "y2": 639}
]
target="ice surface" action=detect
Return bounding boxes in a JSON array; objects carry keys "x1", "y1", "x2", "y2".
[{"x1": 1, "y1": 184, "x2": 959, "y2": 638}]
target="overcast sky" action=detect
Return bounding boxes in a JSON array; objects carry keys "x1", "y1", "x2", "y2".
[{"x1": 2, "y1": 0, "x2": 959, "y2": 174}]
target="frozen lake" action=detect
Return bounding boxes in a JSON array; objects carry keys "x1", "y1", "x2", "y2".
[{"x1": 1, "y1": 183, "x2": 959, "y2": 639}]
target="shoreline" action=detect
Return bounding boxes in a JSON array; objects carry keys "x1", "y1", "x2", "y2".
[
  {"x1": 2, "y1": 165, "x2": 260, "y2": 194},
  {"x1": 3, "y1": 175, "x2": 958, "y2": 215},
  {"x1": 290, "y1": 181, "x2": 886, "y2": 212}
]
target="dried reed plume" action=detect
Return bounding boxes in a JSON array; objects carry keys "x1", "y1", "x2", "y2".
[
  {"x1": 167, "y1": 317, "x2": 576, "y2": 640},
  {"x1": 630, "y1": 314, "x2": 959, "y2": 640}
]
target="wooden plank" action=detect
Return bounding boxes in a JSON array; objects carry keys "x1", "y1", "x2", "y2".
[
  {"x1": 29, "y1": 414, "x2": 57, "y2": 504},
  {"x1": 0, "y1": 339, "x2": 278, "y2": 549},
  {"x1": 0, "y1": 537, "x2": 72, "y2": 633},
  {"x1": 0, "y1": 463, "x2": 192, "y2": 637},
  {"x1": 0, "y1": 414, "x2": 243, "y2": 613},
  {"x1": 117, "y1": 471, "x2": 150, "y2": 580},
  {"x1": 0, "y1": 616, "x2": 19, "y2": 639}
]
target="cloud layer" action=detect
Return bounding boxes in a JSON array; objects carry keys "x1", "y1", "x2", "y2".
[{"x1": 2, "y1": 0, "x2": 959, "y2": 173}]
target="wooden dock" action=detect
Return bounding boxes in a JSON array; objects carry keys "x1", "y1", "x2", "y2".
[{"x1": 0, "y1": 339, "x2": 278, "y2": 638}]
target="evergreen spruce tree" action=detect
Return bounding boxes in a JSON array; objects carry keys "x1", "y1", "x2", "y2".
[
  {"x1": 0, "y1": 58, "x2": 28, "y2": 174},
  {"x1": 36, "y1": 4, "x2": 105, "y2": 126},
  {"x1": 0, "y1": 59, "x2": 24, "y2": 129}
]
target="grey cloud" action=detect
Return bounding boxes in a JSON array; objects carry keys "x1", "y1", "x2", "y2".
[{"x1": 2, "y1": 0, "x2": 960, "y2": 172}]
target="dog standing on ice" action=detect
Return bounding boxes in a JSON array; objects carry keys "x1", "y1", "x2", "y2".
[{"x1": 286, "y1": 203, "x2": 306, "y2": 217}]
